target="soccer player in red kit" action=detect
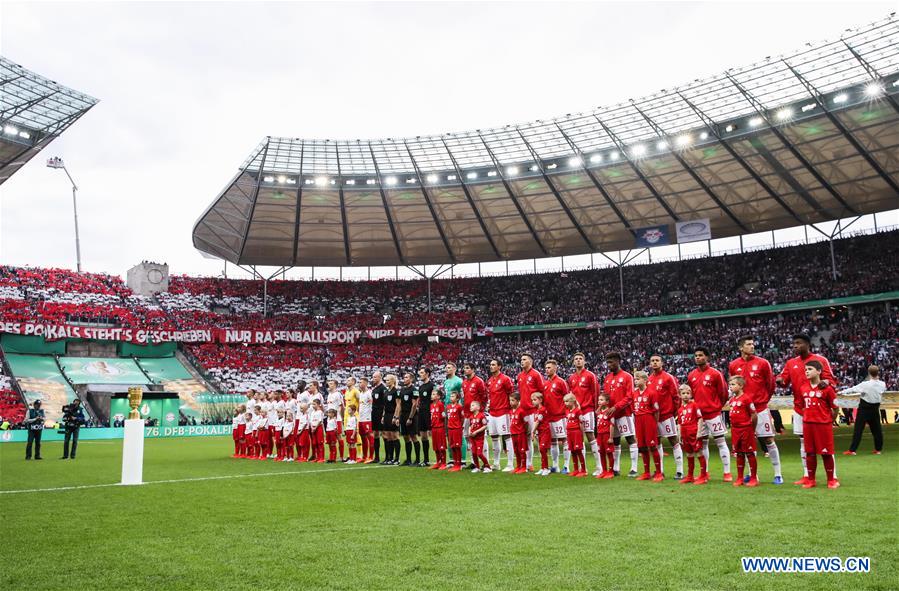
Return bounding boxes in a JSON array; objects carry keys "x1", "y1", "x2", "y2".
[
  {"x1": 429, "y1": 391, "x2": 447, "y2": 470},
  {"x1": 517, "y1": 354, "x2": 544, "y2": 471},
  {"x1": 729, "y1": 336, "x2": 782, "y2": 484},
  {"x1": 462, "y1": 363, "x2": 488, "y2": 468},
  {"x1": 595, "y1": 394, "x2": 615, "y2": 478},
  {"x1": 486, "y1": 359, "x2": 516, "y2": 472},
  {"x1": 509, "y1": 394, "x2": 528, "y2": 473},
  {"x1": 799, "y1": 361, "x2": 840, "y2": 489},
  {"x1": 633, "y1": 371, "x2": 663, "y2": 481},
  {"x1": 647, "y1": 355, "x2": 683, "y2": 478},
  {"x1": 676, "y1": 385, "x2": 705, "y2": 483},
  {"x1": 728, "y1": 376, "x2": 759, "y2": 487},
  {"x1": 446, "y1": 391, "x2": 464, "y2": 471},
  {"x1": 531, "y1": 392, "x2": 552, "y2": 476},
  {"x1": 568, "y1": 352, "x2": 602, "y2": 476},
  {"x1": 776, "y1": 333, "x2": 838, "y2": 485},
  {"x1": 468, "y1": 401, "x2": 491, "y2": 473},
  {"x1": 602, "y1": 352, "x2": 639, "y2": 477},
  {"x1": 563, "y1": 394, "x2": 587, "y2": 477},
  {"x1": 542, "y1": 359, "x2": 570, "y2": 473},
  {"x1": 687, "y1": 347, "x2": 732, "y2": 482}
]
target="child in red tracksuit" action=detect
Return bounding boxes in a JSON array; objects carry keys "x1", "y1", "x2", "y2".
[
  {"x1": 728, "y1": 376, "x2": 759, "y2": 487},
  {"x1": 468, "y1": 401, "x2": 491, "y2": 473},
  {"x1": 429, "y1": 392, "x2": 447, "y2": 470},
  {"x1": 281, "y1": 411, "x2": 295, "y2": 462},
  {"x1": 531, "y1": 393, "x2": 552, "y2": 476},
  {"x1": 564, "y1": 394, "x2": 586, "y2": 477},
  {"x1": 510, "y1": 394, "x2": 528, "y2": 473},
  {"x1": 800, "y1": 360, "x2": 840, "y2": 489},
  {"x1": 345, "y1": 405, "x2": 358, "y2": 464},
  {"x1": 595, "y1": 394, "x2": 615, "y2": 479},
  {"x1": 325, "y1": 408, "x2": 339, "y2": 463},
  {"x1": 446, "y1": 392, "x2": 464, "y2": 472},
  {"x1": 309, "y1": 400, "x2": 325, "y2": 463}
]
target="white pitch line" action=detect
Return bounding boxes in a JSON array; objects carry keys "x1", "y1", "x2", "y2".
[{"x1": 0, "y1": 464, "x2": 388, "y2": 495}]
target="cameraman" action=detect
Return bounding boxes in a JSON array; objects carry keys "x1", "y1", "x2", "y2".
[
  {"x1": 24, "y1": 400, "x2": 45, "y2": 460},
  {"x1": 61, "y1": 399, "x2": 86, "y2": 460}
]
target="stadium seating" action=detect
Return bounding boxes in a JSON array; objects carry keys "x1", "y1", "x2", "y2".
[{"x1": 0, "y1": 231, "x2": 895, "y2": 333}]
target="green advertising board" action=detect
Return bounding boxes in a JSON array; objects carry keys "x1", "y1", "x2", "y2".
[{"x1": 0, "y1": 424, "x2": 233, "y2": 443}]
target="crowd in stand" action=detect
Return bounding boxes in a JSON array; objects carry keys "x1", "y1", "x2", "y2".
[
  {"x1": 181, "y1": 304, "x2": 896, "y2": 397},
  {"x1": 0, "y1": 231, "x2": 895, "y2": 333}
]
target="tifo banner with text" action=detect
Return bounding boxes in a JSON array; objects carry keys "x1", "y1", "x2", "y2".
[{"x1": 0, "y1": 322, "x2": 473, "y2": 344}]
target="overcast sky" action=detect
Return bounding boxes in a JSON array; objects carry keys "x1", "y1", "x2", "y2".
[{"x1": 1, "y1": 1, "x2": 896, "y2": 281}]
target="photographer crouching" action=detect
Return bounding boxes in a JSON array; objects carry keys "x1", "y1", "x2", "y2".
[
  {"x1": 24, "y1": 400, "x2": 46, "y2": 460},
  {"x1": 61, "y1": 399, "x2": 86, "y2": 460}
]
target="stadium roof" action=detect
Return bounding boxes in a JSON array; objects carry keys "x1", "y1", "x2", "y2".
[
  {"x1": 194, "y1": 16, "x2": 899, "y2": 267},
  {"x1": 0, "y1": 57, "x2": 98, "y2": 185}
]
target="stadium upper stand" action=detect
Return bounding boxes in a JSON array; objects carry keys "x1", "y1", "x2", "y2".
[
  {"x1": 194, "y1": 17, "x2": 899, "y2": 267},
  {"x1": 0, "y1": 56, "x2": 98, "y2": 185},
  {"x1": 1, "y1": 230, "x2": 896, "y2": 333}
]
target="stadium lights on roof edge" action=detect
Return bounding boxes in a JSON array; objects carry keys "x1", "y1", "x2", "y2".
[{"x1": 255, "y1": 79, "x2": 892, "y2": 185}]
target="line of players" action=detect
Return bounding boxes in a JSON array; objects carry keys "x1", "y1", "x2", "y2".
[{"x1": 229, "y1": 333, "x2": 842, "y2": 488}]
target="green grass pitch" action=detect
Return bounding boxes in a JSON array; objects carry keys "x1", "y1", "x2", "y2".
[{"x1": 1, "y1": 426, "x2": 896, "y2": 590}]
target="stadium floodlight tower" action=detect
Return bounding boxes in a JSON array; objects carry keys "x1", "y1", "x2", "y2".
[{"x1": 46, "y1": 156, "x2": 83, "y2": 273}]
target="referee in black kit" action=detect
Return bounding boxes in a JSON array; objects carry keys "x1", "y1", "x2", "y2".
[
  {"x1": 370, "y1": 371, "x2": 387, "y2": 463},
  {"x1": 396, "y1": 372, "x2": 420, "y2": 466},
  {"x1": 417, "y1": 367, "x2": 435, "y2": 467}
]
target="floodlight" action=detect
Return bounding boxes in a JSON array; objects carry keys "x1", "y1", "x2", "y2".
[
  {"x1": 630, "y1": 145, "x2": 646, "y2": 157},
  {"x1": 466, "y1": 172, "x2": 478, "y2": 180},
  {"x1": 655, "y1": 141, "x2": 668, "y2": 151},
  {"x1": 699, "y1": 131, "x2": 709, "y2": 140},
  {"x1": 506, "y1": 166, "x2": 520, "y2": 175},
  {"x1": 568, "y1": 156, "x2": 583, "y2": 167},
  {"x1": 589, "y1": 154, "x2": 602, "y2": 163},
  {"x1": 833, "y1": 93, "x2": 848, "y2": 104},
  {"x1": 315, "y1": 176, "x2": 328, "y2": 186},
  {"x1": 864, "y1": 83, "x2": 884, "y2": 97},
  {"x1": 775, "y1": 108, "x2": 793, "y2": 121},
  {"x1": 749, "y1": 117, "x2": 763, "y2": 127},
  {"x1": 675, "y1": 135, "x2": 691, "y2": 147},
  {"x1": 426, "y1": 174, "x2": 439, "y2": 183},
  {"x1": 385, "y1": 176, "x2": 398, "y2": 185},
  {"x1": 263, "y1": 176, "x2": 274, "y2": 182}
]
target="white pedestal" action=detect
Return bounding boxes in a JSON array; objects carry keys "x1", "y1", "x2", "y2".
[{"x1": 120, "y1": 419, "x2": 145, "y2": 485}]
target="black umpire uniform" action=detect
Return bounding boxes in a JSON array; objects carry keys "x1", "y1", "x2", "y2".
[
  {"x1": 380, "y1": 385, "x2": 397, "y2": 433},
  {"x1": 418, "y1": 380, "x2": 434, "y2": 433},
  {"x1": 371, "y1": 381, "x2": 387, "y2": 461}
]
